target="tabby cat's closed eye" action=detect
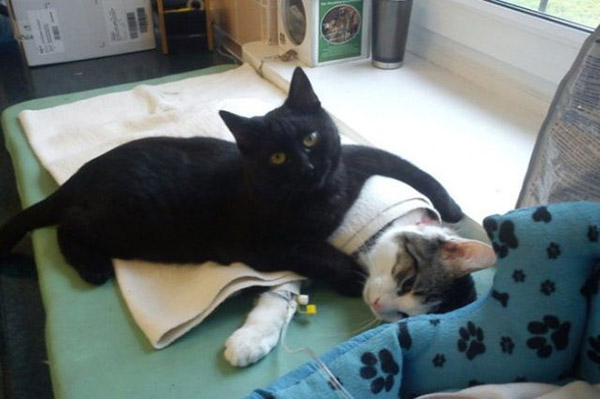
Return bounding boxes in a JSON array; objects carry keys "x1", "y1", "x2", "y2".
[{"x1": 397, "y1": 275, "x2": 416, "y2": 296}]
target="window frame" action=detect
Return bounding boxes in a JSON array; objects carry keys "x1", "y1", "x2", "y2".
[
  {"x1": 406, "y1": 0, "x2": 590, "y2": 108},
  {"x1": 484, "y1": 0, "x2": 594, "y2": 32}
]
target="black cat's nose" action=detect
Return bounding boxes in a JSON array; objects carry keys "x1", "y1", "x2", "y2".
[{"x1": 301, "y1": 162, "x2": 315, "y2": 176}]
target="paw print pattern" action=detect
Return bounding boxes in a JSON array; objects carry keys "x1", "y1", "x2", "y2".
[
  {"x1": 328, "y1": 376, "x2": 344, "y2": 391},
  {"x1": 483, "y1": 218, "x2": 518, "y2": 258},
  {"x1": 546, "y1": 242, "x2": 561, "y2": 260},
  {"x1": 457, "y1": 321, "x2": 486, "y2": 360},
  {"x1": 491, "y1": 290, "x2": 509, "y2": 307},
  {"x1": 540, "y1": 280, "x2": 556, "y2": 296},
  {"x1": 581, "y1": 268, "x2": 600, "y2": 299},
  {"x1": 483, "y1": 217, "x2": 498, "y2": 240},
  {"x1": 588, "y1": 335, "x2": 600, "y2": 366},
  {"x1": 398, "y1": 322, "x2": 412, "y2": 349},
  {"x1": 526, "y1": 315, "x2": 571, "y2": 358},
  {"x1": 589, "y1": 225, "x2": 599, "y2": 242},
  {"x1": 512, "y1": 269, "x2": 526, "y2": 283},
  {"x1": 500, "y1": 336, "x2": 514, "y2": 354},
  {"x1": 429, "y1": 319, "x2": 440, "y2": 326},
  {"x1": 359, "y1": 350, "x2": 400, "y2": 394},
  {"x1": 532, "y1": 207, "x2": 552, "y2": 223},
  {"x1": 432, "y1": 354, "x2": 446, "y2": 368}
]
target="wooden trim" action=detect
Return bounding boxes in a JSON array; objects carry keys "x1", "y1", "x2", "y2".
[
  {"x1": 156, "y1": 0, "x2": 169, "y2": 54},
  {"x1": 205, "y1": 0, "x2": 214, "y2": 51}
]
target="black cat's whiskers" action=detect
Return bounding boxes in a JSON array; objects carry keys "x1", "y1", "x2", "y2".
[{"x1": 350, "y1": 266, "x2": 367, "y2": 279}]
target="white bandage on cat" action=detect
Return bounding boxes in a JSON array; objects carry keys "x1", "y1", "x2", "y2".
[{"x1": 328, "y1": 175, "x2": 441, "y2": 256}]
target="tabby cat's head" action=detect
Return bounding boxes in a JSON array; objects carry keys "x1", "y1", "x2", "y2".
[
  {"x1": 219, "y1": 68, "x2": 341, "y2": 194},
  {"x1": 362, "y1": 224, "x2": 496, "y2": 322}
]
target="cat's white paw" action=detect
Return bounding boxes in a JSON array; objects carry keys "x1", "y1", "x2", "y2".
[{"x1": 224, "y1": 325, "x2": 281, "y2": 367}]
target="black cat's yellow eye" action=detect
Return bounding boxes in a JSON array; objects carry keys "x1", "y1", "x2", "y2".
[
  {"x1": 270, "y1": 152, "x2": 287, "y2": 165},
  {"x1": 302, "y1": 132, "x2": 319, "y2": 148}
]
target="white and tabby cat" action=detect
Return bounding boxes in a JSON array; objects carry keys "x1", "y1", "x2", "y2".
[
  {"x1": 225, "y1": 208, "x2": 495, "y2": 367},
  {"x1": 359, "y1": 209, "x2": 495, "y2": 322}
]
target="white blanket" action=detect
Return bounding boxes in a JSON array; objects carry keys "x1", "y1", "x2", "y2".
[{"x1": 416, "y1": 381, "x2": 600, "y2": 399}]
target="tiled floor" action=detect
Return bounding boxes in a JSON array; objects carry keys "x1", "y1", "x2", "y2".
[{"x1": 0, "y1": 15, "x2": 234, "y2": 397}]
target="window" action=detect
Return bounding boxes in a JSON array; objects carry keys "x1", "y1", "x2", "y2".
[
  {"x1": 409, "y1": 0, "x2": 591, "y2": 109},
  {"x1": 488, "y1": 0, "x2": 599, "y2": 30}
]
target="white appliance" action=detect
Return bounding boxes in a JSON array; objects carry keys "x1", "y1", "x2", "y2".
[{"x1": 277, "y1": 0, "x2": 370, "y2": 66}]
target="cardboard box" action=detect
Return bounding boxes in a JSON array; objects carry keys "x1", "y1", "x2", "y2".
[{"x1": 7, "y1": 0, "x2": 156, "y2": 66}]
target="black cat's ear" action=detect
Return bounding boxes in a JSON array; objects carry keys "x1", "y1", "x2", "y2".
[
  {"x1": 285, "y1": 67, "x2": 321, "y2": 112},
  {"x1": 219, "y1": 110, "x2": 257, "y2": 153}
]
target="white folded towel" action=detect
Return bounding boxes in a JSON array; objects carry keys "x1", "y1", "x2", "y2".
[
  {"x1": 116, "y1": 260, "x2": 302, "y2": 348},
  {"x1": 18, "y1": 64, "x2": 441, "y2": 348}
]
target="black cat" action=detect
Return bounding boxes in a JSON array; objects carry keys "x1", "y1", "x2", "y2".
[{"x1": 0, "y1": 68, "x2": 462, "y2": 296}]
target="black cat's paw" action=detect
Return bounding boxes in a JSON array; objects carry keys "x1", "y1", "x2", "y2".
[{"x1": 77, "y1": 267, "x2": 114, "y2": 285}]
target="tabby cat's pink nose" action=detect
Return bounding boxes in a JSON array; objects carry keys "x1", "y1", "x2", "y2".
[{"x1": 372, "y1": 297, "x2": 381, "y2": 311}]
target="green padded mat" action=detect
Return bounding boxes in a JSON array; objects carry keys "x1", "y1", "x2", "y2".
[{"x1": 1, "y1": 65, "x2": 373, "y2": 399}]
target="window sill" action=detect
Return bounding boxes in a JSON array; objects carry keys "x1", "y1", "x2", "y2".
[
  {"x1": 242, "y1": 41, "x2": 544, "y2": 222},
  {"x1": 408, "y1": 0, "x2": 589, "y2": 111}
]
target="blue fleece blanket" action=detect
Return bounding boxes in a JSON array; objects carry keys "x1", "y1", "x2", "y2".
[{"x1": 247, "y1": 201, "x2": 600, "y2": 398}]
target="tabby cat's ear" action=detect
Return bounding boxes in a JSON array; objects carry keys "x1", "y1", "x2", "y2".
[
  {"x1": 440, "y1": 239, "x2": 496, "y2": 276},
  {"x1": 219, "y1": 110, "x2": 257, "y2": 153},
  {"x1": 285, "y1": 67, "x2": 321, "y2": 112}
]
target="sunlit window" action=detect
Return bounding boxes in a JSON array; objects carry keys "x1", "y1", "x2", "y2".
[{"x1": 487, "y1": 0, "x2": 600, "y2": 30}]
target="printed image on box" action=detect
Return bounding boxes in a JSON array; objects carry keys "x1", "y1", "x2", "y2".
[
  {"x1": 318, "y1": 0, "x2": 363, "y2": 63},
  {"x1": 321, "y1": 4, "x2": 360, "y2": 44}
]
